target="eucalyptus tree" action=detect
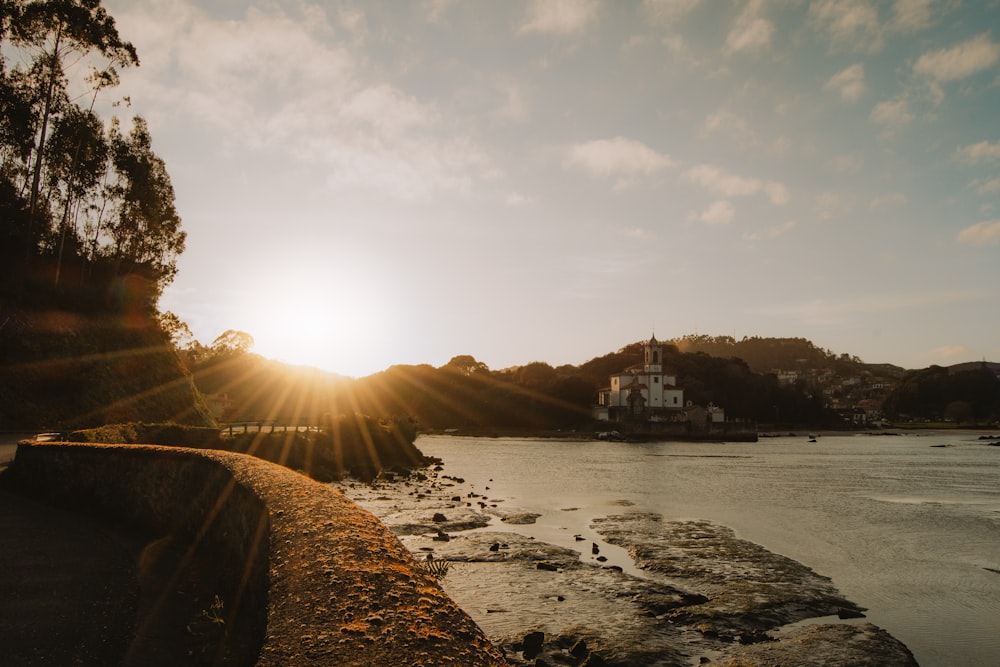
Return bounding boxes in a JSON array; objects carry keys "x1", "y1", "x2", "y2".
[
  {"x1": 45, "y1": 105, "x2": 107, "y2": 282},
  {"x1": 4, "y1": 0, "x2": 137, "y2": 259},
  {"x1": 105, "y1": 116, "x2": 186, "y2": 301}
]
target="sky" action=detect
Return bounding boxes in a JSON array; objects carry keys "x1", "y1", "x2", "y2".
[{"x1": 95, "y1": 0, "x2": 1000, "y2": 377}]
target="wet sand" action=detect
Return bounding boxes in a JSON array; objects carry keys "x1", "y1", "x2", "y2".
[{"x1": 336, "y1": 465, "x2": 917, "y2": 666}]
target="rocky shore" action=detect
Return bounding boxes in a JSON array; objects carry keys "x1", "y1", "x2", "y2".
[{"x1": 335, "y1": 465, "x2": 918, "y2": 667}]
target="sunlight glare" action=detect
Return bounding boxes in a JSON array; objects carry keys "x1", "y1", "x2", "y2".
[{"x1": 236, "y1": 268, "x2": 394, "y2": 377}]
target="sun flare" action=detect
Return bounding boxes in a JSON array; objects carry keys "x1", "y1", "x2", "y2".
[{"x1": 235, "y1": 271, "x2": 393, "y2": 377}]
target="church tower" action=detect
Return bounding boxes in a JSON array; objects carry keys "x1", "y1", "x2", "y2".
[{"x1": 644, "y1": 335, "x2": 662, "y2": 373}]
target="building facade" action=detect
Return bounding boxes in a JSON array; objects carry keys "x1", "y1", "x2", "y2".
[{"x1": 596, "y1": 336, "x2": 685, "y2": 422}]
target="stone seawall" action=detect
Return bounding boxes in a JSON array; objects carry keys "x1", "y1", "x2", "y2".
[{"x1": 6, "y1": 442, "x2": 506, "y2": 666}]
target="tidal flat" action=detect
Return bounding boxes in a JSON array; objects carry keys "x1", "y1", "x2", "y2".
[{"x1": 335, "y1": 465, "x2": 916, "y2": 666}]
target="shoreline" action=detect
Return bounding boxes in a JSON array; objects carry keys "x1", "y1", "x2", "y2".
[{"x1": 335, "y1": 461, "x2": 917, "y2": 666}]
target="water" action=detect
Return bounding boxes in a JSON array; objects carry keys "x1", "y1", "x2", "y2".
[{"x1": 415, "y1": 432, "x2": 1000, "y2": 667}]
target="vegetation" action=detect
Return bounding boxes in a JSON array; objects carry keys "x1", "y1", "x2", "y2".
[
  {"x1": 68, "y1": 417, "x2": 426, "y2": 482},
  {"x1": 0, "y1": 1, "x2": 208, "y2": 430},
  {"x1": 176, "y1": 336, "x2": 840, "y2": 432},
  {"x1": 1, "y1": 1, "x2": 184, "y2": 308},
  {"x1": 882, "y1": 364, "x2": 1000, "y2": 425}
]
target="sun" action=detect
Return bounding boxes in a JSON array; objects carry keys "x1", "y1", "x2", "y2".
[{"x1": 236, "y1": 270, "x2": 394, "y2": 377}]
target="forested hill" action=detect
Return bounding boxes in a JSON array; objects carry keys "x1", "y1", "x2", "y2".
[
  {"x1": 184, "y1": 339, "x2": 834, "y2": 430},
  {"x1": 668, "y1": 334, "x2": 906, "y2": 378}
]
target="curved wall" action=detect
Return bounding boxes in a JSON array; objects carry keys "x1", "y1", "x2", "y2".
[{"x1": 7, "y1": 442, "x2": 505, "y2": 666}]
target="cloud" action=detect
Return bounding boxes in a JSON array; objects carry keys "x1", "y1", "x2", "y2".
[
  {"x1": 815, "y1": 192, "x2": 854, "y2": 220},
  {"x1": 973, "y1": 177, "x2": 1000, "y2": 195},
  {"x1": 702, "y1": 109, "x2": 757, "y2": 146},
  {"x1": 684, "y1": 164, "x2": 788, "y2": 205},
  {"x1": 870, "y1": 192, "x2": 907, "y2": 209},
  {"x1": 520, "y1": 0, "x2": 599, "y2": 35},
  {"x1": 914, "y1": 33, "x2": 1000, "y2": 82},
  {"x1": 505, "y1": 192, "x2": 533, "y2": 207},
  {"x1": 423, "y1": 0, "x2": 458, "y2": 23},
  {"x1": 831, "y1": 154, "x2": 863, "y2": 173},
  {"x1": 700, "y1": 200, "x2": 735, "y2": 225},
  {"x1": 112, "y1": 1, "x2": 496, "y2": 202},
  {"x1": 567, "y1": 137, "x2": 674, "y2": 186},
  {"x1": 824, "y1": 63, "x2": 865, "y2": 102},
  {"x1": 642, "y1": 0, "x2": 701, "y2": 25},
  {"x1": 957, "y1": 220, "x2": 1000, "y2": 246},
  {"x1": 891, "y1": 0, "x2": 937, "y2": 32},
  {"x1": 954, "y1": 140, "x2": 1000, "y2": 164},
  {"x1": 758, "y1": 290, "x2": 984, "y2": 326},
  {"x1": 725, "y1": 1, "x2": 774, "y2": 54},
  {"x1": 869, "y1": 96, "x2": 913, "y2": 135},
  {"x1": 809, "y1": 0, "x2": 883, "y2": 53}
]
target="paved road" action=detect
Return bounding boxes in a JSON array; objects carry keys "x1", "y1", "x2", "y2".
[
  {"x1": 0, "y1": 438, "x2": 237, "y2": 666},
  {"x1": 0, "y1": 484, "x2": 140, "y2": 665}
]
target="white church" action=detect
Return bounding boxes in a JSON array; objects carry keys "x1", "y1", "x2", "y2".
[{"x1": 594, "y1": 335, "x2": 724, "y2": 424}]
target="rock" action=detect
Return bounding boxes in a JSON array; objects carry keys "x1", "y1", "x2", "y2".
[
  {"x1": 536, "y1": 562, "x2": 558, "y2": 572},
  {"x1": 592, "y1": 543, "x2": 600, "y2": 554},
  {"x1": 522, "y1": 631, "x2": 545, "y2": 659},
  {"x1": 489, "y1": 542, "x2": 500, "y2": 552},
  {"x1": 432, "y1": 512, "x2": 448, "y2": 522},
  {"x1": 570, "y1": 639, "x2": 589, "y2": 659},
  {"x1": 837, "y1": 606, "x2": 867, "y2": 619}
]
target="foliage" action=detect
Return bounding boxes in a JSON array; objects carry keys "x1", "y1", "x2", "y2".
[
  {"x1": 67, "y1": 422, "x2": 220, "y2": 447},
  {"x1": 882, "y1": 365, "x2": 1000, "y2": 423},
  {"x1": 0, "y1": 309, "x2": 215, "y2": 429},
  {"x1": 70, "y1": 415, "x2": 426, "y2": 482},
  {"x1": 1, "y1": 0, "x2": 182, "y2": 310}
]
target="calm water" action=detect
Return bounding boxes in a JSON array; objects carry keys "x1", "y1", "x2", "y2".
[{"x1": 416, "y1": 432, "x2": 1000, "y2": 667}]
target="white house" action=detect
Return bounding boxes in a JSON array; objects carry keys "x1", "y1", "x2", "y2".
[{"x1": 596, "y1": 336, "x2": 685, "y2": 422}]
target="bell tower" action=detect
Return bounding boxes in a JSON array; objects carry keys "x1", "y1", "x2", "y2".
[{"x1": 644, "y1": 335, "x2": 662, "y2": 373}]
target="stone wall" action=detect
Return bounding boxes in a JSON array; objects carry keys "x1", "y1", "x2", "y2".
[{"x1": 6, "y1": 442, "x2": 506, "y2": 666}]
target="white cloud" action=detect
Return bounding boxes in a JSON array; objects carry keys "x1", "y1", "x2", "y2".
[
  {"x1": 702, "y1": 109, "x2": 757, "y2": 146},
  {"x1": 567, "y1": 137, "x2": 674, "y2": 185},
  {"x1": 808, "y1": 0, "x2": 883, "y2": 53},
  {"x1": 973, "y1": 177, "x2": 1000, "y2": 195},
  {"x1": 505, "y1": 192, "x2": 533, "y2": 207},
  {"x1": 869, "y1": 96, "x2": 913, "y2": 134},
  {"x1": 891, "y1": 0, "x2": 937, "y2": 32},
  {"x1": 423, "y1": 0, "x2": 458, "y2": 24},
  {"x1": 824, "y1": 63, "x2": 866, "y2": 102},
  {"x1": 700, "y1": 200, "x2": 735, "y2": 225},
  {"x1": 815, "y1": 192, "x2": 854, "y2": 220},
  {"x1": 113, "y1": 2, "x2": 497, "y2": 202},
  {"x1": 957, "y1": 220, "x2": 1000, "y2": 246},
  {"x1": 520, "y1": 0, "x2": 599, "y2": 35},
  {"x1": 725, "y1": 1, "x2": 774, "y2": 54},
  {"x1": 954, "y1": 140, "x2": 1000, "y2": 164},
  {"x1": 642, "y1": 0, "x2": 701, "y2": 25},
  {"x1": 914, "y1": 33, "x2": 1000, "y2": 82},
  {"x1": 870, "y1": 192, "x2": 907, "y2": 209},
  {"x1": 684, "y1": 164, "x2": 788, "y2": 205},
  {"x1": 831, "y1": 154, "x2": 863, "y2": 173}
]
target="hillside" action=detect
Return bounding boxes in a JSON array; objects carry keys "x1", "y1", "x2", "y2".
[{"x1": 0, "y1": 305, "x2": 214, "y2": 430}]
